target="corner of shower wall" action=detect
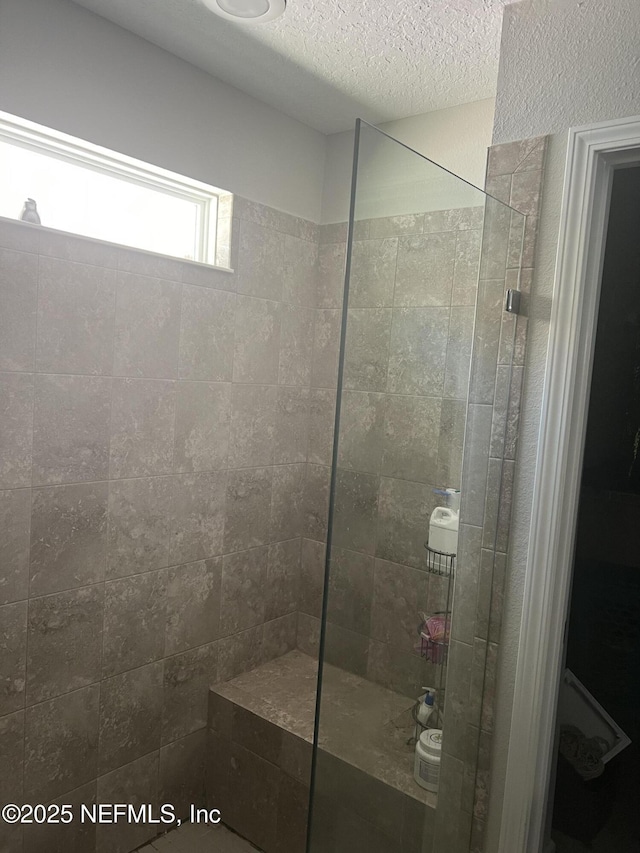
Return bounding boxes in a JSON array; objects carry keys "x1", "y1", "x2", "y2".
[
  {"x1": 296, "y1": 222, "x2": 342, "y2": 659},
  {"x1": 210, "y1": 195, "x2": 321, "y2": 683},
  {"x1": 435, "y1": 135, "x2": 548, "y2": 853}
]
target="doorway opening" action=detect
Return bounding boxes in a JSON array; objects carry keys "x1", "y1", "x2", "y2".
[{"x1": 549, "y1": 165, "x2": 640, "y2": 852}]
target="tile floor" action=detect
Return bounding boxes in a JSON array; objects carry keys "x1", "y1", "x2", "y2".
[{"x1": 137, "y1": 821, "x2": 260, "y2": 852}]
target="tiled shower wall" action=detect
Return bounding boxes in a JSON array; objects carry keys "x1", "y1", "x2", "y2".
[
  {"x1": 0, "y1": 196, "x2": 318, "y2": 853},
  {"x1": 301, "y1": 137, "x2": 546, "y2": 853},
  {"x1": 296, "y1": 209, "x2": 486, "y2": 697},
  {"x1": 0, "y1": 136, "x2": 547, "y2": 853},
  {"x1": 434, "y1": 136, "x2": 548, "y2": 853}
]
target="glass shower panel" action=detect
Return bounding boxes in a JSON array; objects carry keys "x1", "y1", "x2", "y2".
[{"x1": 307, "y1": 121, "x2": 525, "y2": 853}]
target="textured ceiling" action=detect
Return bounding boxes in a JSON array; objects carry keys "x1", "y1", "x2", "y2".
[{"x1": 71, "y1": 0, "x2": 510, "y2": 133}]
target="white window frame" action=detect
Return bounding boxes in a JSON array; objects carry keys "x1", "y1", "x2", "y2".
[{"x1": 0, "y1": 110, "x2": 230, "y2": 267}]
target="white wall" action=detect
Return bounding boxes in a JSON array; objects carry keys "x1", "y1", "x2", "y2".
[
  {"x1": 0, "y1": 0, "x2": 326, "y2": 222},
  {"x1": 0, "y1": 0, "x2": 495, "y2": 225},
  {"x1": 321, "y1": 98, "x2": 495, "y2": 223},
  {"x1": 487, "y1": 1, "x2": 640, "y2": 848}
]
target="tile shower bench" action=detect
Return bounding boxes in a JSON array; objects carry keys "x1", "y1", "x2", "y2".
[{"x1": 206, "y1": 650, "x2": 436, "y2": 853}]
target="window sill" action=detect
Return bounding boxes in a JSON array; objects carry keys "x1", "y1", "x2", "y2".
[{"x1": 0, "y1": 216, "x2": 235, "y2": 278}]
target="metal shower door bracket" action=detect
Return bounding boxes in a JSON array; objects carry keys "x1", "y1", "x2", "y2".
[{"x1": 505, "y1": 288, "x2": 521, "y2": 314}]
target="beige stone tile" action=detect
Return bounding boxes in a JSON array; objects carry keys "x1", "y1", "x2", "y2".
[
  {"x1": 168, "y1": 472, "x2": 226, "y2": 566},
  {"x1": 0, "y1": 372, "x2": 33, "y2": 489},
  {"x1": 23, "y1": 780, "x2": 97, "y2": 853},
  {"x1": 485, "y1": 173, "x2": 512, "y2": 205},
  {"x1": 0, "y1": 600, "x2": 27, "y2": 715},
  {"x1": 32, "y1": 374, "x2": 111, "y2": 486},
  {"x1": 343, "y1": 308, "x2": 392, "y2": 393},
  {"x1": 0, "y1": 247, "x2": 37, "y2": 372},
  {"x1": 0, "y1": 709, "x2": 24, "y2": 805},
  {"x1": 326, "y1": 548, "x2": 374, "y2": 636},
  {"x1": 450, "y1": 524, "x2": 482, "y2": 646},
  {"x1": 366, "y1": 639, "x2": 434, "y2": 698},
  {"x1": 30, "y1": 482, "x2": 108, "y2": 595},
  {"x1": 165, "y1": 558, "x2": 221, "y2": 656},
  {"x1": 282, "y1": 234, "x2": 317, "y2": 308},
  {"x1": 311, "y1": 308, "x2": 341, "y2": 389},
  {"x1": 270, "y1": 463, "x2": 304, "y2": 542},
  {"x1": 382, "y1": 394, "x2": 440, "y2": 484},
  {"x1": 316, "y1": 241, "x2": 346, "y2": 309},
  {"x1": 318, "y1": 222, "x2": 347, "y2": 244},
  {"x1": 102, "y1": 571, "x2": 166, "y2": 677},
  {"x1": 486, "y1": 136, "x2": 546, "y2": 177},
  {"x1": 224, "y1": 468, "x2": 272, "y2": 553},
  {"x1": 228, "y1": 385, "x2": 276, "y2": 469},
  {"x1": 265, "y1": 538, "x2": 301, "y2": 620},
  {"x1": 263, "y1": 612, "x2": 297, "y2": 661},
  {"x1": 510, "y1": 169, "x2": 544, "y2": 217},
  {"x1": 332, "y1": 470, "x2": 379, "y2": 556},
  {"x1": 278, "y1": 303, "x2": 314, "y2": 386},
  {"x1": 159, "y1": 730, "x2": 207, "y2": 820},
  {"x1": 370, "y1": 558, "x2": 428, "y2": 653},
  {"x1": 0, "y1": 488, "x2": 30, "y2": 604},
  {"x1": 96, "y1": 753, "x2": 159, "y2": 853},
  {"x1": 36, "y1": 256, "x2": 116, "y2": 375},
  {"x1": 452, "y1": 228, "x2": 482, "y2": 306},
  {"x1": 376, "y1": 477, "x2": 435, "y2": 570},
  {"x1": 468, "y1": 279, "x2": 504, "y2": 405},
  {"x1": 218, "y1": 624, "x2": 264, "y2": 682},
  {"x1": 220, "y1": 547, "x2": 268, "y2": 636},
  {"x1": 38, "y1": 228, "x2": 119, "y2": 269},
  {"x1": 107, "y1": 476, "x2": 173, "y2": 580},
  {"x1": 307, "y1": 388, "x2": 334, "y2": 467},
  {"x1": 233, "y1": 295, "x2": 281, "y2": 385},
  {"x1": 444, "y1": 306, "x2": 475, "y2": 400},
  {"x1": 369, "y1": 213, "x2": 424, "y2": 239},
  {"x1": 174, "y1": 382, "x2": 231, "y2": 473},
  {"x1": 324, "y1": 622, "x2": 369, "y2": 677},
  {"x1": 394, "y1": 232, "x2": 456, "y2": 307},
  {"x1": 162, "y1": 643, "x2": 218, "y2": 744},
  {"x1": 479, "y1": 199, "x2": 511, "y2": 281},
  {"x1": 274, "y1": 386, "x2": 309, "y2": 465},
  {"x1": 338, "y1": 390, "x2": 386, "y2": 475},
  {"x1": 280, "y1": 730, "x2": 312, "y2": 786},
  {"x1": 459, "y1": 404, "x2": 492, "y2": 529},
  {"x1": 224, "y1": 742, "x2": 279, "y2": 850},
  {"x1": 109, "y1": 378, "x2": 176, "y2": 479},
  {"x1": 296, "y1": 613, "x2": 320, "y2": 658},
  {"x1": 386, "y1": 307, "x2": 448, "y2": 396},
  {"x1": 302, "y1": 464, "x2": 330, "y2": 542},
  {"x1": 235, "y1": 219, "x2": 284, "y2": 301},
  {"x1": 117, "y1": 248, "x2": 184, "y2": 282},
  {"x1": 25, "y1": 684, "x2": 99, "y2": 801},
  {"x1": 437, "y1": 397, "x2": 466, "y2": 489},
  {"x1": 98, "y1": 662, "x2": 163, "y2": 774},
  {"x1": 178, "y1": 285, "x2": 235, "y2": 382},
  {"x1": 275, "y1": 772, "x2": 308, "y2": 853},
  {"x1": 349, "y1": 237, "x2": 397, "y2": 308},
  {"x1": 114, "y1": 273, "x2": 181, "y2": 379},
  {"x1": 299, "y1": 538, "x2": 325, "y2": 619},
  {"x1": 27, "y1": 585, "x2": 103, "y2": 704}
]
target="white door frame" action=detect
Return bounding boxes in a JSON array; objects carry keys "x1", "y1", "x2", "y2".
[{"x1": 498, "y1": 115, "x2": 640, "y2": 853}]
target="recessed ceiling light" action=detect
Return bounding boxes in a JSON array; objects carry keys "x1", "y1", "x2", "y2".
[{"x1": 202, "y1": 0, "x2": 286, "y2": 23}]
